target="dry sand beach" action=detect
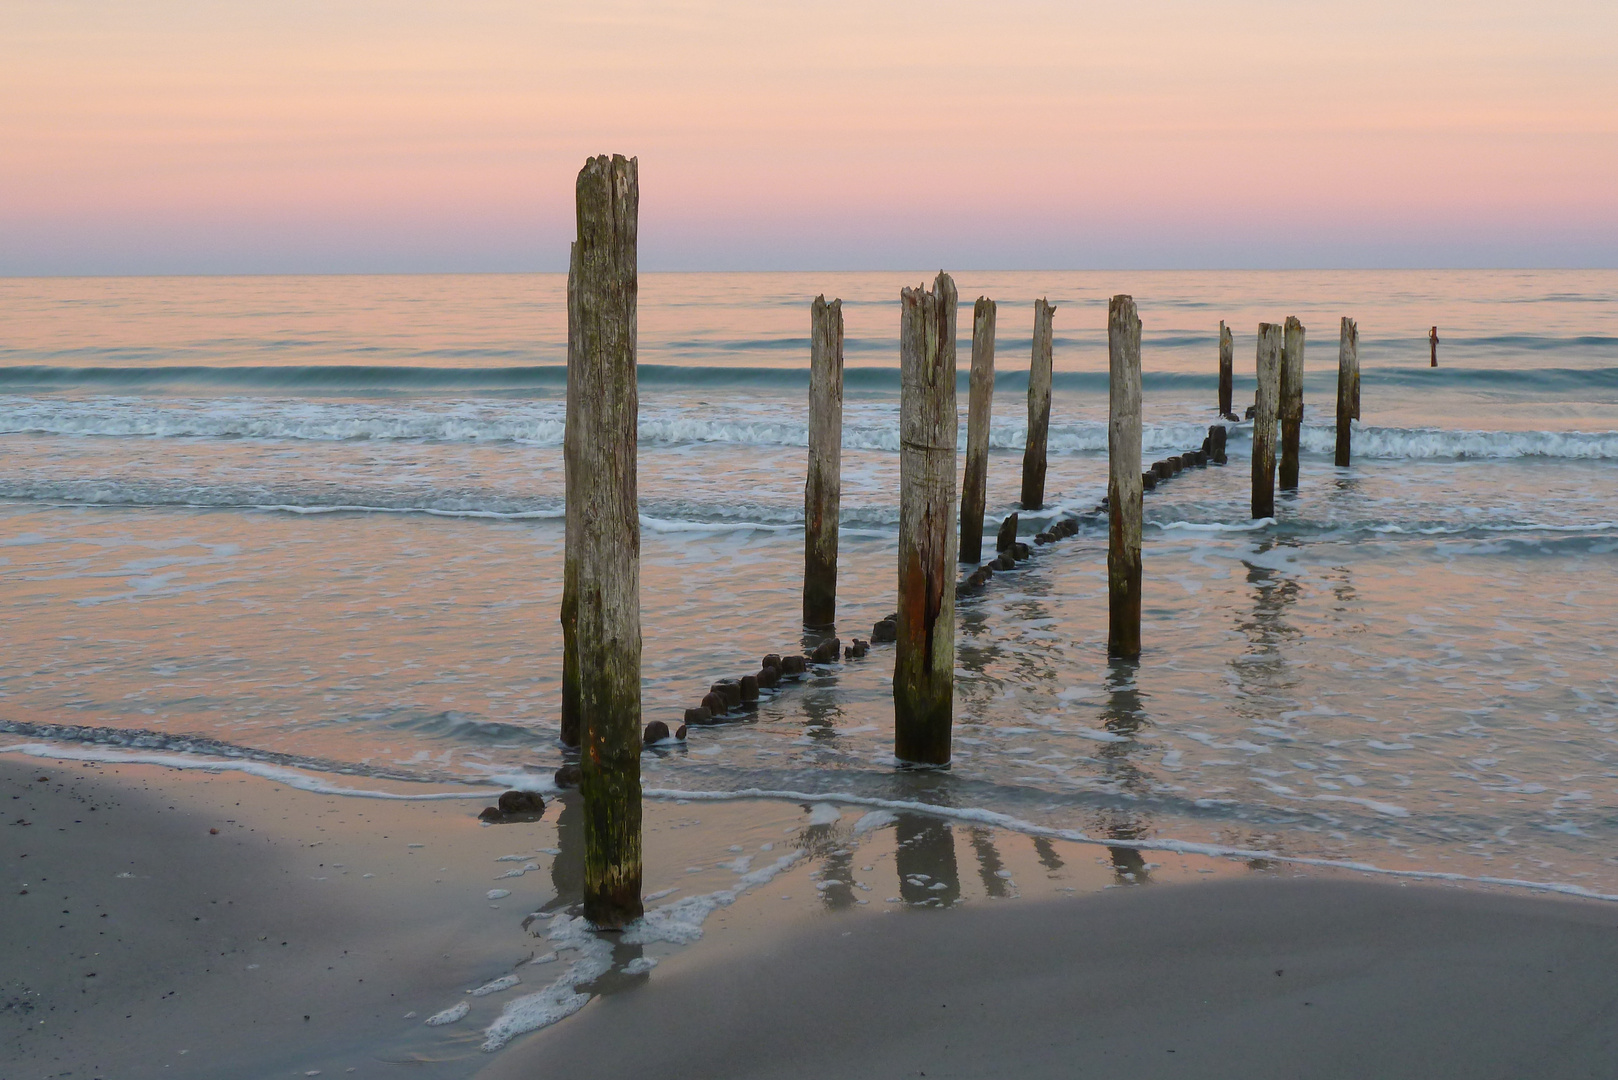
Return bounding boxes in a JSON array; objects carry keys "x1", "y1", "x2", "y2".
[{"x1": 6, "y1": 756, "x2": 1617, "y2": 1080}]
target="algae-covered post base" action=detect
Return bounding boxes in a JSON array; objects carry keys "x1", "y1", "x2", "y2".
[
  {"x1": 1108, "y1": 296, "x2": 1143, "y2": 661},
  {"x1": 1251, "y1": 323, "x2": 1282, "y2": 520},
  {"x1": 1279, "y1": 317, "x2": 1305, "y2": 490},
  {"x1": 1020, "y1": 298, "x2": 1055, "y2": 511},
  {"x1": 1336, "y1": 317, "x2": 1360, "y2": 467},
  {"x1": 960, "y1": 297, "x2": 996, "y2": 564},
  {"x1": 567, "y1": 154, "x2": 644, "y2": 930},
  {"x1": 803, "y1": 296, "x2": 844, "y2": 628},
  {"x1": 1218, "y1": 320, "x2": 1235, "y2": 420},
  {"x1": 895, "y1": 272, "x2": 959, "y2": 767}
]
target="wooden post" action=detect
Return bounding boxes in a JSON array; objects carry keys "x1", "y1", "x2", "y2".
[
  {"x1": 1335, "y1": 317, "x2": 1359, "y2": 466},
  {"x1": 566, "y1": 154, "x2": 643, "y2": 930},
  {"x1": 959, "y1": 297, "x2": 996, "y2": 563},
  {"x1": 1279, "y1": 316, "x2": 1305, "y2": 490},
  {"x1": 1251, "y1": 322, "x2": 1282, "y2": 519},
  {"x1": 895, "y1": 272, "x2": 958, "y2": 766},
  {"x1": 1430, "y1": 326, "x2": 1439, "y2": 367},
  {"x1": 1218, "y1": 320, "x2": 1234, "y2": 419},
  {"x1": 1108, "y1": 296, "x2": 1143, "y2": 661},
  {"x1": 803, "y1": 296, "x2": 843, "y2": 627},
  {"x1": 1020, "y1": 298, "x2": 1055, "y2": 510}
]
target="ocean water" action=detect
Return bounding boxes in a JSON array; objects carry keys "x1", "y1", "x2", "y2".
[{"x1": 3, "y1": 269, "x2": 1618, "y2": 899}]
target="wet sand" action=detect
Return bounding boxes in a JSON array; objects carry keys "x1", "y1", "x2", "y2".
[
  {"x1": 484, "y1": 877, "x2": 1618, "y2": 1080},
  {"x1": 8, "y1": 755, "x2": 1618, "y2": 1080}
]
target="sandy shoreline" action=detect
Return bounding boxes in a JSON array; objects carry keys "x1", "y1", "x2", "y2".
[{"x1": 6, "y1": 753, "x2": 1616, "y2": 1079}]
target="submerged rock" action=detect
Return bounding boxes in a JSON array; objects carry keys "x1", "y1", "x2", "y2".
[
  {"x1": 871, "y1": 619, "x2": 898, "y2": 643},
  {"x1": 739, "y1": 674, "x2": 760, "y2": 701},
  {"x1": 643, "y1": 720, "x2": 671, "y2": 745},
  {"x1": 996, "y1": 512, "x2": 1019, "y2": 553},
  {"x1": 701, "y1": 691, "x2": 728, "y2": 715},
  {"x1": 810, "y1": 638, "x2": 841, "y2": 664},
  {"x1": 780, "y1": 654, "x2": 807, "y2": 676},
  {"x1": 553, "y1": 763, "x2": 582, "y2": 789},
  {"x1": 675, "y1": 724, "x2": 688, "y2": 741},
  {"x1": 684, "y1": 706, "x2": 713, "y2": 725}
]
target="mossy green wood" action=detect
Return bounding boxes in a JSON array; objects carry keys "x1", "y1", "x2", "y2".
[
  {"x1": 1107, "y1": 296, "x2": 1143, "y2": 661},
  {"x1": 1251, "y1": 323, "x2": 1283, "y2": 519},
  {"x1": 894, "y1": 272, "x2": 959, "y2": 766},
  {"x1": 803, "y1": 296, "x2": 843, "y2": 628},
  {"x1": 1279, "y1": 316, "x2": 1306, "y2": 490},
  {"x1": 959, "y1": 297, "x2": 996, "y2": 564},
  {"x1": 566, "y1": 154, "x2": 643, "y2": 929}
]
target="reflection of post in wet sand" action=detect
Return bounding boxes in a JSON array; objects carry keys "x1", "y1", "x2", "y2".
[
  {"x1": 969, "y1": 827, "x2": 1011, "y2": 898},
  {"x1": 894, "y1": 813, "x2": 961, "y2": 907},
  {"x1": 1107, "y1": 844, "x2": 1149, "y2": 885},
  {"x1": 801, "y1": 808, "x2": 858, "y2": 911},
  {"x1": 1032, "y1": 837, "x2": 1064, "y2": 872}
]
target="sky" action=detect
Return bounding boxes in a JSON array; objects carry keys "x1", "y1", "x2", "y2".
[{"x1": 2, "y1": 0, "x2": 1616, "y2": 274}]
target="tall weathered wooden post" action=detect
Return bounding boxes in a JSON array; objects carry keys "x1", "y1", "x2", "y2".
[
  {"x1": 1020, "y1": 298, "x2": 1055, "y2": 510},
  {"x1": 895, "y1": 272, "x2": 958, "y2": 766},
  {"x1": 960, "y1": 297, "x2": 996, "y2": 563},
  {"x1": 1108, "y1": 296, "x2": 1143, "y2": 661},
  {"x1": 1252, "y1": 323, "x2": 1282, "y2": 519},
  {"x1": 1279, "y1": 316, "x2": 1305, "y2": 490},
  {"x1": 803, "y1": 296, "x2": 844, "y2": 627},
  {"x1": 566, "y1": 154, "x2": 643, "y2": 929},
  {"x1": 1218, "y1": 320, "x2": 1234, "y2": 419},
  {"x1": 1335, "y1": 317, "x2": 1360, "y2": 467}
]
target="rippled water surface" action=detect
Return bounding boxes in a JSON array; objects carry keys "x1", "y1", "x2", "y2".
[{"x1": 3, "y1": 270, "x2": 1616, "y2": 895}]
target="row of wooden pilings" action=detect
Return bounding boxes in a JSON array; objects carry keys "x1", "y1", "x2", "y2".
[{"x1": 553, "y1": 154, "x2": 1367, "y2": 928}]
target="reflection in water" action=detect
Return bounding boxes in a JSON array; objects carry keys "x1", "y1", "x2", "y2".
[
  {"x1": 969, "y1": 827, "x2": 1012, "y2": 898},
  {"x1": 801, "y1": 809, "x2": 859, "y2": 911},
  {"x1": 894, "y1": 813, "x2": 961, "y2": 907},
  {"x1": 1232, "y1": 536, "x2": 1303, "y2": 725},
  {"x1": 1032, "y1": 837, "x2": 1064, "y2": 871},
  {"x1": 1090, "y1": 660, "x2": 1154, "y2": 842}
]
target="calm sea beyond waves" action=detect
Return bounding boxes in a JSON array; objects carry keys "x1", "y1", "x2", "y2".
[{"x1": 4, "y1": 269, "x2": 1618, "y2": 898}]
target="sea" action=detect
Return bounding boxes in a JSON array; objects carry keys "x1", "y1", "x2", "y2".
[{"x1": 4, "y1": 269, "x2": 1617, "y2": 901}]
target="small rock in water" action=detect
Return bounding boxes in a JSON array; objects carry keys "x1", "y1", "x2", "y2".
[
  {"x1": 684, "y1": 706, "x2": 712, "y2": 725},
  {"x1": 1142, "y1": 472, "x2": 1158, "y2": 490},
  {"x1": 701, "y1": 691, "x2": 728, "y2": 715},
  {"x1": 756, "y1": 666, "x2": 779, "y2": 689},
  {"x1": 844, "y1": 638, "x2": 869, "y2": 659},
  {"x1": 1167, "y1": 456, "x2": 1183, "y2": 474},
  {"x1": 993, "y1": 552, "x2": 1015, "y2": 571},
  {"x1": 643, "y1": 720, "x2": 671, "y2": 745},
  {"x1": 739, "y1": 674, "x2": 760, "y2": 701},
  {"x1": 810, "y1": 638, "x2": 841, "y2": 664},
  {"x1": 498, "y1": 790, "x2": 545, "y2": 816},
  {"x1": 762, "y1": 653, "x2": 782, "y2": 671},
  {"x1": 995, "y1": 512, "x2": 1019, "y2": 553},
  {"x1": 675, "y1": 724, "x2": 688, "y2": 740},
  {"x1": 1245, "y1": 404, "x2": 1257, "y2": 420},
  {"x1": 1012, "y1": 542, "x2": 1031, "y2": 560},
  {"x1": 711, "y1": 679, "x2": 743, "y2": 707},
  {"x1": 780, "y1": 654, "x2": 807, "y2": 676},
  {"x1": 1034, "y1": 531, "x2": 1054, "y2": 545},
  {"x1": 870, "y1": 619, "x2": 898, "y2": 643},
  {"x1": 554, "y1": 762, "x2": 582, "y2": 789},
  {"x1": 478, "y1": 806, "x2": 503, "y2": 823}
]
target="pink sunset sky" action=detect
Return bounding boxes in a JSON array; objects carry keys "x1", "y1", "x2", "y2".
[{"x1": 3, "y1": 0, "x2": 1615, "y2": 274}]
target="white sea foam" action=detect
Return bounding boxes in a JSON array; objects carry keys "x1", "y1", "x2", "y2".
[
  {"x1": 424, "y1": 1002, "x2": 469, "y2": 1026},
  {"x1": 468, "y1": 974, "x2": 520, "y2": 997},
  {"x1": 0, "y1": 743, "x2": 498, "y2": 800}
]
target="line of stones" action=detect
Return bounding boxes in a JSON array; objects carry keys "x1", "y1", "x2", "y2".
[{"x1": 628, "y1": 422, "x2": 1228, "y2": 756}]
